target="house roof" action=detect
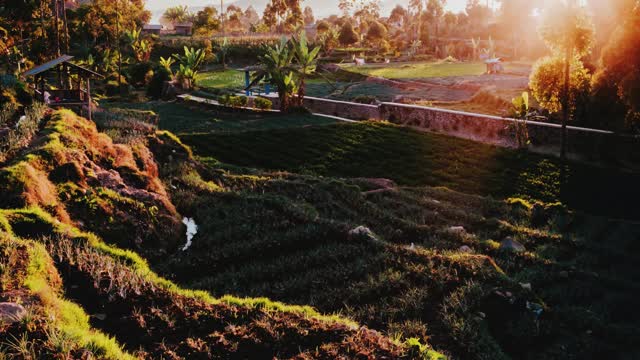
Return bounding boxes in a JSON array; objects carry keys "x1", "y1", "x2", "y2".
[
  {"x1": 23, "y1": 55, "x2": 103, "y2": 78},
  {"x1": 143, "y1": 24, "x2": 164, "y2": 30},
  {"x1": 174, "y1": 22, "x2": 193, "y2": 28},
  {"x1": 23, "y1": 55, "x2": 74, "y2": 77}
]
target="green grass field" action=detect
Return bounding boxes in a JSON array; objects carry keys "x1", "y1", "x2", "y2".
[
  {"x1": 103, "y1": 101, "x2": 339, "y2": 135},
  {"x1": 178, "y1": 121, "x2": 640, "y2": 220},
  {"x1": 156, "y1": 119, "x2": 640, "y2": 360},
  {"x1": 196, "y1": 69, "x2": 246, "y2": 90},
  {"x1": 341, "y1": 61, "x2": 530, "y2": 79}
]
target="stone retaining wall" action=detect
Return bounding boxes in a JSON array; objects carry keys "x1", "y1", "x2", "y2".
[
  {"x1": 379, "y1": 102, "x2": 640, "y2": 164},
  {"x1": 264, "y1": 95, "x2": 380, "y2": 121}
]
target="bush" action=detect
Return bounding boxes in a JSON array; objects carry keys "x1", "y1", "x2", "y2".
[
  {"x1": 254, "y1": 97, "x2": 273, "y2": 110},
  {"x1": 218, "y1": 94, "x2": 231, "y2": 106},
  {"x1": 218, "y1": 95, "x2": 248, "y2": 108},
  {"x1": 128, "y1": 62, "x2": 154, "y2": 87},
  {"x1": 230, "y1": 95, "x2": 248, "y2": 108},
  {"x1": 354, "y1": 95, "x2": 377, "y2": 105},
  {"x1": 147, "y1": 66, "x2": 172, "y2": 99}
]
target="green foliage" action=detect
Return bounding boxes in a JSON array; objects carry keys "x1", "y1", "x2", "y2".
[
  {"x1": 529, "y1": 56, "x2": 591, "y2": 116},
  {"x1": 538, "y1": 3, "x2": 595, "y2": 58},
  {"x1": 254, "y1": 97, "x2": 273, "y2": 110},
  {"x1": 147, "y1": 66, "x2": 172, "y2": 99},
  {"x1": 511, "y1": 92, "x2": 531, "y2": 148},
  {"x1": 591, "y1": 5, "x2": 640, "y2": 133},
  {"x1": 339, "y1": 21, "x2": 359, "y2": 46},
  {"x1": 127, "y1": 62, "x2": 154, "y2": 87},
  {"x1": 366, "y1": 20, "x2": 388, "y2": 43},
  {"x1": 218, "y1": 95, "x2": 248, "y2": 108},
  {"x1": 173, "y1": 47, "x2": 206, "y2": 90}
]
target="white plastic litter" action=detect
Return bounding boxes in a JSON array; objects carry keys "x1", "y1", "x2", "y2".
[{"x1": 181, "y1": 217, "x2": 198, "y2": 251}]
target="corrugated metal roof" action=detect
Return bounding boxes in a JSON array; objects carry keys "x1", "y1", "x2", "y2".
[
  {"x1": 23, "y1": 55, "x2": 74, "y2": 77},
  {"x1": 23, "y1": 55, "x2": 103, "y2": 78}
]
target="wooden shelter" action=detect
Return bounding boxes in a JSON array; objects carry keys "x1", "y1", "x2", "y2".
[{"x1": 23, "y1": 55, "x2": 103, "y2": 120}]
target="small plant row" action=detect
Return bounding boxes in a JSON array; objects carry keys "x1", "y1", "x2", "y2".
[
  {"x1": 217, "y1": 94, "x2": 273, "y2": 111},
  {"x1": 0, "y1": 102, "x2": 47, "y2": 163}
]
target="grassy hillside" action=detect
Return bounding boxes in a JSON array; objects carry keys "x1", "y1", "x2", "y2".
[
  {"x1": 158, "y1": 152, "x2": 640, "y2": 359},
  {"x1": 0, "y1": 110, "x2": 437, "y2": 359},
  {"x1": 106, "y1": 101, "x2": 640, "y2": 359},
  {"x1": 4, "y1": 105, "x2": 639, "y2": 359},
  {"x1": 179, "y1": 121, "x2": 640, "y2": 220}
]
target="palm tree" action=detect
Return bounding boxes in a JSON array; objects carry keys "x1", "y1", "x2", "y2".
[
  {"x1": 291, "y1": 31, "x2": 320, "y2": 106},
  {"x1": 163, "y1": 6, "x2": 188, "y2": 26}
]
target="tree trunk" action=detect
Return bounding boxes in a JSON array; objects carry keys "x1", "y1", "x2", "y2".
[
  {"x1": 53, "y1": 0, "x2": 60, "y2": 57},
  {"x1": 62, "y1": 0, "x2": 70, "y2": 53},
  {"x1": 561, "y1": 48, "x2": 571, "y2": 160}
]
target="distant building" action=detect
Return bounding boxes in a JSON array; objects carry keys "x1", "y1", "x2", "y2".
[
  {"x1": 174, "y1": 23, "x2": 193, "y2": 36},
  {"x1": 142, "y1": 24, "x2": 164, "y2": 36},
  {"x1": 304, "y1": 24, "x2": 317, "y2": 39}
]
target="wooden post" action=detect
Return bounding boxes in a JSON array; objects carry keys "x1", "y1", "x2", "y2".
[
  {"x1": 245, "y1": 70, "x2": 251, "y2": 96},
  {"x1": 86, "y1": 76, "x2": 92, "y2": 121}
]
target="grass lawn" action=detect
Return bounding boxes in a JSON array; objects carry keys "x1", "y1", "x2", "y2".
[
  {"x1": 103, "y1": 101, "x2": 339, "y2": 135},
  {"x1": 196, "y1": 69, "x2": 246, "y2": 90},
  {"x1": 180, "y1": 121, "x2": 640, "y2": 219},
  {"x1": 341, "y1": 61, "x2": 530, "y2": 79}
]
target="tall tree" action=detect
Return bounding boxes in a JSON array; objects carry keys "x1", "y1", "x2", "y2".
[
  {"x1": 591, "y1": 2, "x2": 640, "y2": 133},
  {"x1": 162, "y1": 6, "x2": 189, "y2": 27},
  {"x1": 531, "y1": 0, "x2": 595, "y2": 158},
  {"x1": 263, "y1": 0, "x2": 303, "y2": 33},
  {"x1": 303, "y1": 6, "x2": 315, "y2": 26}
]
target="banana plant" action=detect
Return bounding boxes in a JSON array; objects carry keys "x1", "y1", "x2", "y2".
[
  {"x1": 218, "y1": 37, "x2": 230, "y2": 69},
  {"x1": 249, "y1": 37, "x2": 296, "y2": 111},
  {"x1": 159, "y1": 56, "x2": 175, "y2": 75},
  {"x1": 173, "y1": 47, "x2": 206, "y2": 72},
  {"x1": 177, "y1": 64, "x2": 198, "y2": 90},
  {"x1": 291, "y1": 31, "x2": 321, "y2": 106},
  {"x1": 172, "y1": 47, "x2": 206, "y2": 89},
  {"x1": 471, "y1": 38, "x2": 480, "y2": 60},
  {"x1": 125, "y1": 28, "x2": 152, "y2": 62}
]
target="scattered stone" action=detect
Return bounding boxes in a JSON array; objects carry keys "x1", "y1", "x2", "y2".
[
  {"x1": 0, "y1": 302, "x2": 26, "y2": 325},
  {"x1": 459, "y1": 245, "x2": 473, "y2": 253},
  {"x1": 348, "y1": 226, "x2": 380, "y2": 243},
  {"x1": 499, "y1": 237, "x2": 526, "y2": 253},
  {"x1": 520, "y1": 283, "x2": 532, "y2": 291},
  {"x1": 449, "y1": 226, "x2": 466, "y2": 234}
]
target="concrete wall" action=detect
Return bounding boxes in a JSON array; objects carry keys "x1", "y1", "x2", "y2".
[{"x1": 264, "y1": 95, "x2": 380, "y2": 121}]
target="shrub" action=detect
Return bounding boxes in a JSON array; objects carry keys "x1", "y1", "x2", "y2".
[
  {"x1": 218, "y1": 94, "x2": 231, "y2": 106},
  {"x1": 147, "y1": 66, "x2": 172, "y2": 99},
  {"x1": 254, "y1": 97, "x2": 273, "y2": 110},
  {"x1": 229, "y1": 95, "x2": 248, "y2": 108},
  {"x1": 218, "y1": 95, "x2": 248, "y2": 108},
  {"x1": 339, "y1": 22, "x2": 359, "y2": 47},
  {"x1": 354, "y1": 95, "x2": 377, "y2": 105},
  {"x1": 128, "y1": 62, "x2": 154, "y2": 87}
]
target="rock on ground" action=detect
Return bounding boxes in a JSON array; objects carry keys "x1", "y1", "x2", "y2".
[{"x1": 0, "y1": 302, "x2": 26, "y2": 325}]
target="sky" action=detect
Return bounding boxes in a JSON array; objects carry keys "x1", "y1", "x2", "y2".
[{"x1": 146, "y1": 0, "x2": 472, "y2": 17}]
